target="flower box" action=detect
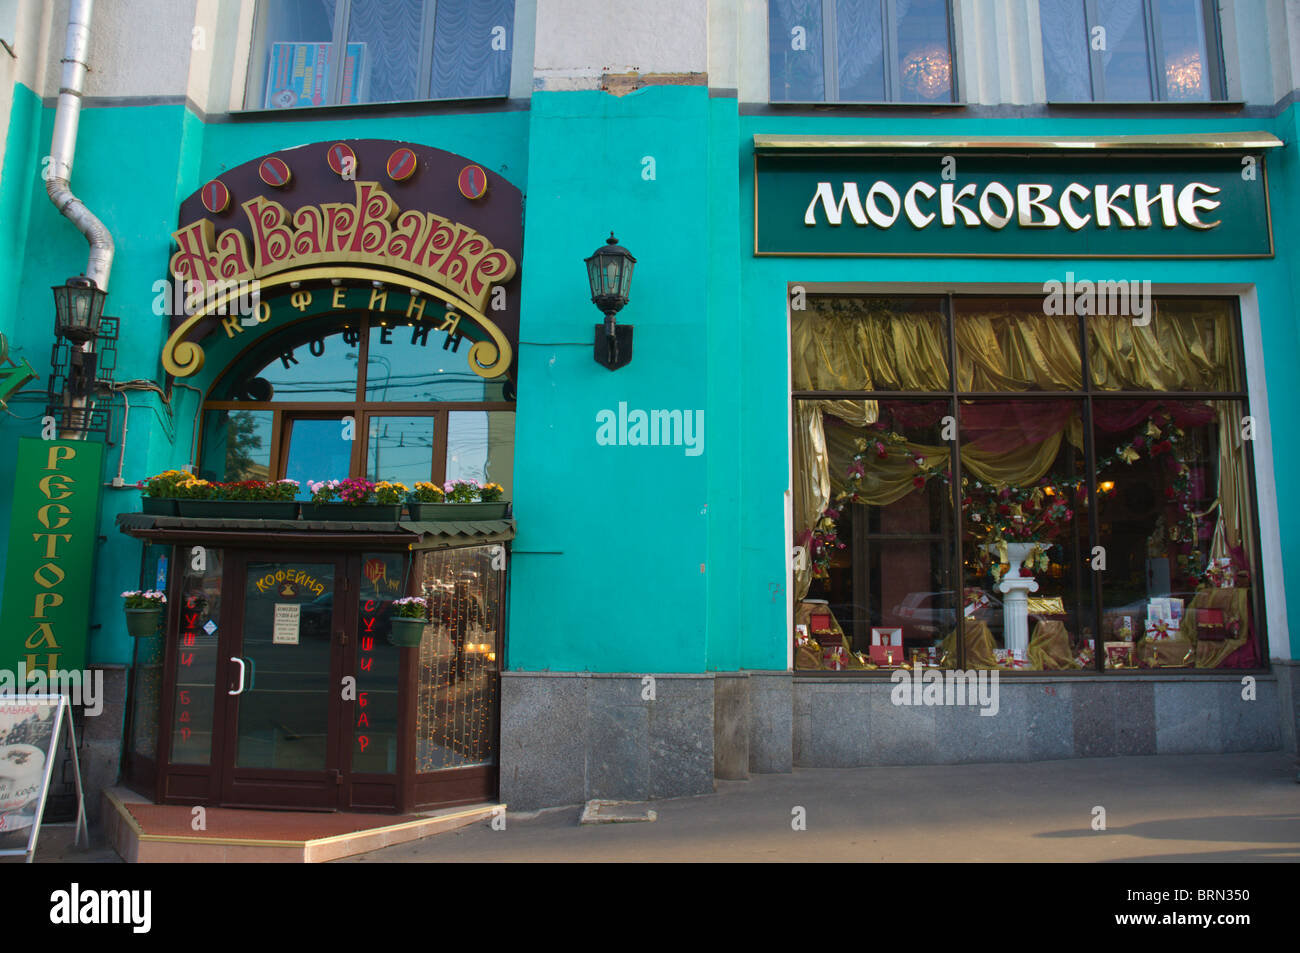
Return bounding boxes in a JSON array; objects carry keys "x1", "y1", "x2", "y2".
[
  {"x1": 141, "y1": 497, "x2": 178, "y2": 516},
  {"x1": 301, "y1": 503, "x2": 402, "y2": 522},
  {"x1": 408, "y1": 501, "x2": 511, "y2": 521},
  {"x1": 388, "y1": 616, "x2": 426, "y2": 647},
  {"x1": 176, "y1": 500, "x2": 299, "y2": 520},
  {"x1": 124, "y1": 607, "x2": 163, "y2": 638}
]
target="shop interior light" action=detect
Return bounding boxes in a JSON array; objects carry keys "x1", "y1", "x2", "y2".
[{"x1": 585, "y1": 232, "x2": 636, "y2": 370}]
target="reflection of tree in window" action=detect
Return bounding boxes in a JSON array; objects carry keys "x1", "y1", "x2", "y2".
[{"x1": 227, "y1": 410, "x2": 269, "y2": 480}]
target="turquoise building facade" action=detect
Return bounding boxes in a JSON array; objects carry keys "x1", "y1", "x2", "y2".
[{"x1": 0, "y1": 0, "x2": 1295, "y2": 819}]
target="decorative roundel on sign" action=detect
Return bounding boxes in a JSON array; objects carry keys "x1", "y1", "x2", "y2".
[
  {"x1": 326, "y1": 142, "x2": 356, "y2": 177},
  {"x1": 201, "y1": 179, "x2": 230, "y2": 213},
  {"x1": 457, "y1": 164, "x2": 488, "y2": 200},
  {"x1": 258, "y1": 157, "x2": 292, "y2": 187},
  {"x1": 387, "y1": 148, "x2": 417, "y2": 182}
]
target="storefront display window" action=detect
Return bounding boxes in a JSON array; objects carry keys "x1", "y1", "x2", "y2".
[
  {"x1": 415, "y1": 545, "x2": 502, "y2": 771},
  {"x1": 129, "y1": 544, "x2": 171, "y2": 760},
  {"x1": 794, "y1": 294, "x2": 1264, "y2": 672}
]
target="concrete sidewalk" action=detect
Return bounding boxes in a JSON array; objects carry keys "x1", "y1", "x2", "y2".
[{"x1": 340, "y1": 753, "x2": 1300, "y2": 862}]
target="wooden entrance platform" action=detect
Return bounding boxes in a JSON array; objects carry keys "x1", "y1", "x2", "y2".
[{"x1": 102, "y1": 788, "x2": 501, "y2": 862}]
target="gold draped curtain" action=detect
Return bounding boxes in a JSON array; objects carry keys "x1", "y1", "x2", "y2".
[{"x1": 792, "y1": 297, "x2": 1246, "y2": 600}]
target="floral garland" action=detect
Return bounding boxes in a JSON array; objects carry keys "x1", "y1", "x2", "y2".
[
  {"x1": 804, "y1": 412, "x2": 1201, "y2": 586},
  {"x1": 802, "y1": 506, "x2": 844, "y2": 582}
]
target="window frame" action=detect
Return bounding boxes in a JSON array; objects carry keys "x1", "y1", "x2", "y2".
[
  {"x1": 769, "y1": 0, "x2": 960, "y2": 105},
  {"x1": 199, "y1": 314, "x2": 514, "y2": 488},
  {"x1": 244, "y1": 0, "x2": 514, "y2": 111},
  {"x1": 792, "y1": 292, "x2": 1267, "y2": 673},
  {"x1": 1044, "y1": 0, "x2": 1228, "y2": 103}
]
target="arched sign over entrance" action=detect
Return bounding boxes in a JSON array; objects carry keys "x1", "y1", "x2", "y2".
[{"x1": 160, "y1": 139, "x2": 522, "y2": 381}]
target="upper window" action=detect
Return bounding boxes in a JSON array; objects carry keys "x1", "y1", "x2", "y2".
[
  {"x1": 1039, "y1": 0, "x2": 1225, "y2": 102},
  {"x1": 199, "y1": 313, "x2": 514, "y2": 498},
  {"x1": 245, "y1": 0, "x2": 516, "y2": 110},
  {"x1": 768, "y1": 0, "x2": 956, "y2": 104}
]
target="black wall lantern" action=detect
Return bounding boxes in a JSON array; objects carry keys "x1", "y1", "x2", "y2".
[
  {"x1": 51, "y1": 276, "x2": 105, "y2": 343},
  {"x1": 47, "y1": 275, "x2": 117, "y2": 437},
  {"x1": 585, "y1": 232, "x2": 635, "y2": 370}
]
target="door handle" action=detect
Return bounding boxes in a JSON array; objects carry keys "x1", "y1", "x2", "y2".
[{"x1": 229, "y1": 656, "x2": 246, "y2": 696}]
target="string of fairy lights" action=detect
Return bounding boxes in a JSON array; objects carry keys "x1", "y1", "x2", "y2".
[{"x1": 415, "y1": 546, "x2": 499, "y2": 771}]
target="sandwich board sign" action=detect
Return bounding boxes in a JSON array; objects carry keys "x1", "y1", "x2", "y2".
[{"x1": 0, "y1": 695, "x2": 87, "y2": 862}]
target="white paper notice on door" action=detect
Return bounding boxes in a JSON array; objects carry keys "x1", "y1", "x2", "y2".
[{"x1": 273, "y1": 603, "x2": 301, "y2": 645}]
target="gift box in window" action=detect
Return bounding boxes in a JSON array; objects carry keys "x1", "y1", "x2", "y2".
[
  {"x1": 963, "y1": 588, "x2": 992, "y2": 620},
  {"x1": 1104, "y1": 641, "x2": 1135, "y2": 669},
  {"x1": 1137, "y1": 639, "x2": 1194, "y2": 668},
  {"x1": 1195, "y1": 607, "x2": 1228, "y2": 641},
  {"x1": 995, "y1": 648, "x2": 1030, "y2": 670},
  {"x1": 869, "y1": 627, "x2": 904, "y2": 666},
  {"x1": 822, "y1": 643, "x2": 849, "y2": 671},
  {"x1": 1143, "y1": 597, "x2": 1182, "y2": 641}
]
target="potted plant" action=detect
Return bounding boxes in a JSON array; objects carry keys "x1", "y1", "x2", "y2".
[
  {"x1": 406, "y1": 481, "x2": 445, "y2": 520},
  {"x1": 217, "y1": 478, "x2": 299, "y2": 519},
  {"x1": 388, "y1": 596, "x2": 428, "y2": 647},
  {"x1": 184, "y1": 478, "x2": 300, "y2": 519},
  {"x1": 436, "y1": 479, "x2": 512, "y2": 520},
  {"x1": 138, "y1": 469, "x2": 195, "y2": 516},
  {"x1": 122, "y1": 589, "x2": 167, "y2": 638},
  {"x1": 301, "y1": 477, "x2": 405, "y2": 521},
  {"x1": 171, "y1": 475, "x2": 222, "y2": 517}
]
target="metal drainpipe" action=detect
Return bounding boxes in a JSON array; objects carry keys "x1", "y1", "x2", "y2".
[{"x1": 46, "y1": 0, "x2": 114, "y2": 440}]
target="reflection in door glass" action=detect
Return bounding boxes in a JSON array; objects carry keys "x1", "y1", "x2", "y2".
[
  {"x1": 171, "y1": 550, "x2": 223, "y2": 765},
  {"x1": 236, "y1": 562, "x2": 334, "y2": 771},
  {"x1": 354, "y1": 553, "x2": 405, "y2": 773}
]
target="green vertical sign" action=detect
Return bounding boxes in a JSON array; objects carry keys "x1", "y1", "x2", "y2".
[{"x1": 0, "y1": 438, "x2": 104, "y2": 675}]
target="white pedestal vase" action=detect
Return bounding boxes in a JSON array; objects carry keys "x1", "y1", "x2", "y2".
[{"x1": 986, "y1": 542, "x2": 1040, "y2": 657}]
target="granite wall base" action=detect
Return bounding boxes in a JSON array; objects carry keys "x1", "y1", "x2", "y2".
[
  {"x1": 500, "y1": 672, "x2": 715, "y2": 811},
  {"x1": 793, "y1": 672, "x2": 1284, "y2": 766}
]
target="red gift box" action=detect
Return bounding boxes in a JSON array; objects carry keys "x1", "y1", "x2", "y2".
[
  {"x1": 822, "y1": 645, "x2": 847, "y2": 670},
  {"x1": 869, "y1": 644, "x2": 905, "y2": 666},
  {"x1": 1197, "y1": 607, "x2": 1227, "y2": 641}
]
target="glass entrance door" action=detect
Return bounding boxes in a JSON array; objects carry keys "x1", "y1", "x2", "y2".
[{"x1": 220, "y1": 555, "x2": 346, "y2": 809}]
